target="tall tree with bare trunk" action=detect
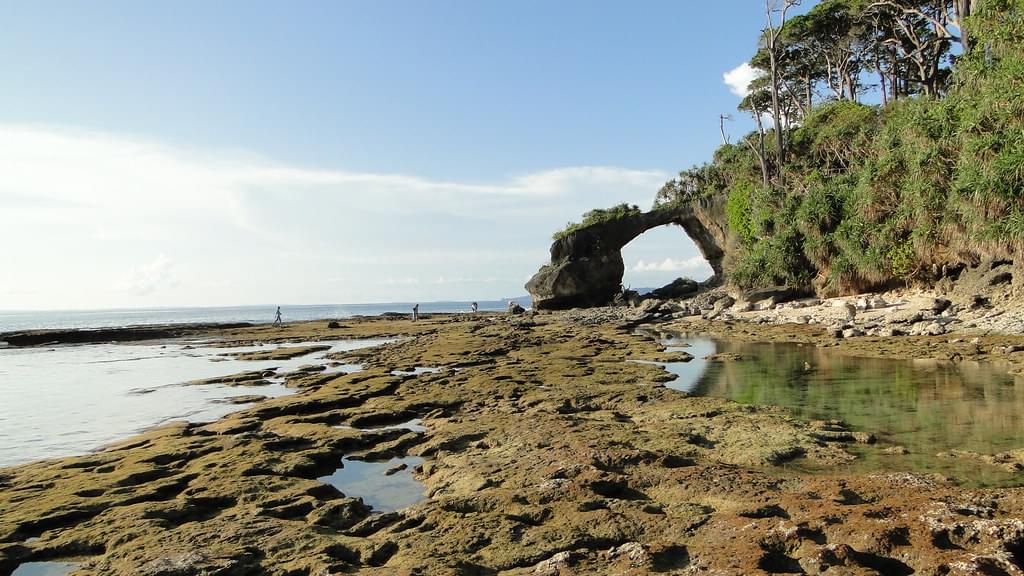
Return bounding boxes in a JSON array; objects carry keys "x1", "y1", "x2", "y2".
[{"x1": 763, "y1": 0, "x2": 800, "y2": 184}]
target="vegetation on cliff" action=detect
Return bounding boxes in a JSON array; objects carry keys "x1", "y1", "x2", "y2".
[{"x1": 652, "y1": 0, "x2": 1023, "y2": 295}]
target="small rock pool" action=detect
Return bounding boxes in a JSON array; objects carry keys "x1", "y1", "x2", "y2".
[
  {"x1": 645, "y1": 332, "x2": 1024, "y2": 487},
  {"x1": 11, "y1": 562, "x2": 79, "y2": 576},
  {"x1": 318, "y1": 456, "x2": 427, "y2": 513}
]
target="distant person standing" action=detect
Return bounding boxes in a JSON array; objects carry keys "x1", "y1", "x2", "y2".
[
  {"x1": 412, "y1": 304, "x2": 420, "y2": 322},
  {"x1": 470, "y1": 302, "x2": 478, "y2": 313},
  {"x1": 273, "y1": 306, "x2": 283, "y2": 326}
]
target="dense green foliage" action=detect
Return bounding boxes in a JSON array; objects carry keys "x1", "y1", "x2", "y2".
[
  {"x1": 658, "y1": 0, "x2": 1023, "y2": 295},
  {"x1": 553, "y1": 203, "x2": 642, "y2": 241}
]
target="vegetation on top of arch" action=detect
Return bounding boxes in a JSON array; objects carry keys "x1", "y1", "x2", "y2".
[{"x1": 552, "y1": 203, "x2": 644, "y2": 241}]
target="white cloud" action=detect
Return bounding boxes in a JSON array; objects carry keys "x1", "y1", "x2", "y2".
[
  {"x1": 428, "y1": 276, "x2": 498, "y2": 285},
  {"x1": 0, "y1": 124, "x2": 673, "y2": 310},
  {"x1": 0, "y1": 124, "x2": 667, "y2": 225},
  {"x1": 723, "y1": 62, "x2": 762, "y2": 97},
  {"x1": 115, "y1": 254, "x2": 176, "y2": 295},
  {"x1": 632, "y1": 257, "x2": 708, "y2": 273}
]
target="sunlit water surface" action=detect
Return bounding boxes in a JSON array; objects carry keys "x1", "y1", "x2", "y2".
[
  {"x1": 318, "y1": 456, "x2": 427, "y2": 513},
  {"x1": 10, "y1": 562, "x2": 80, "y2": 576},
  {"x1": 10, "y1": 561, "x2": 79, "y2": 573},
  {"x1": 0, "y1": 339, "x2": 388, "y2": 467},
  {"x1": 647, "y1": 333, "x2": 1024, "y2": 487}
]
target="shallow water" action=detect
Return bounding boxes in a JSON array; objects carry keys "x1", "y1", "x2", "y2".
[
  {"x1": 337, "y1": 419, "x2": 427, "y2": 433},
  {"x1": 633, "y1": 337, "x2": 716, "y2": 394},
  {"x1": 390, "y1": 367, "x2": 443, "y2": 376},
  {"x1": 0, "y1": 339, "x2": 387, "y2": 467},
  {"x1": 11, "y1": 562, "x2": 79, "y2": 576},
  {"x1": 653, "y1": 334, "x2": 1024, "y2": 487},
  {"x1": 318, "y1": 456, "x2": 426, "y2": 512}
]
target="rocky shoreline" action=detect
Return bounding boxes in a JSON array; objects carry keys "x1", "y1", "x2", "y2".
[
  {"x1": 0, "y1": 323, "x2": 255, "y2": 348},
  {"x1": 1, "y1": 310, "x2": 1023, "y2": 575}
]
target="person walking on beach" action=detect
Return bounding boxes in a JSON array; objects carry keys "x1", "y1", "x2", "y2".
[
  {"x1": 412, "y1": 303, "x2": 420, "y2": 322},
  {"x1": 470, "y1": 302, "x2": 478, "y2": 313},
  {"x1": 273, "y1": 306, "x2": 283, "y2": 326}
]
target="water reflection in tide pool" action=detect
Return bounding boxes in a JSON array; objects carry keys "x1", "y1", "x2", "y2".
[
  {"x1": 650, "y1": 338, "x2": 717, "y2": 394},
  {"x1": 648, "y1": 333, "x2": 1024, "y2": 487},
  {"x1": 390, "y1": 367, "x2": 443, "y2": 376},
  {"x1": 337, "y1": 419, "x2": 427, "y2": 433},
  {"x1": 318, "y1": 456, "x2": 426, "y2": 513},
  {"x1": 0, "y1": 339, "x2": 387, "y2": 467},
  {"x1": 11, "y1": 562, "x2": 79, "y2": 576}
]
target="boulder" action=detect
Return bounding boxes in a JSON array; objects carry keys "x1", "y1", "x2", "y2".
[
  {"x1": 704, "y1": 295, "x2": 735, "y2": 319},
  {"x1": 639, "y1": 299, "x2": 664, "y2": 314},
  {"x1": 741, "y1": 285, "x2": 809, "y2": 305},
  {"x1": 651, "y1": 277, "x2": 699, "y2": 299}
]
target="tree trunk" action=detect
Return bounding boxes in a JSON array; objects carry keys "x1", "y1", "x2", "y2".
[
  {"x1": 890, "y1": 48, "x2": 899, "y2": 100},
  {"x1": 764, "y1": 0, "x2": 793, "y2": 186},
  {"x1": 749, "y1": 97, "x2": 770, "y2": 187},
  {"x1": 768, "y1": 47, "x2": 785, "y2": 179},
  {"x1": 955, "y1": 0, "x2": 973, "y2": 52},
  {"x1": 875, "y1": 48, "x2": 888, "y2": 105},
  {"x1": 879, "y1": 68, "x2": 888, "y2": 105}
]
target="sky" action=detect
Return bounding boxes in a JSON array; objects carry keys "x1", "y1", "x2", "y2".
[{"x1": 0, "y1": 1, "x2": 794, "y2": 311}]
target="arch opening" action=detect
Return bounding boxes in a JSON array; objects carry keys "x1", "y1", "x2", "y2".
[{"x1": 620, "y1": 224, "x2": 714, "y2": 294}]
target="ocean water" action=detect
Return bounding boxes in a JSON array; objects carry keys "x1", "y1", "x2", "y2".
[
  {"x1": 0, "y1": 297, "x2": 532, "y2": 334},
  {"x1": 0, "y1": 338, "x2": 388, "y2": 467}
]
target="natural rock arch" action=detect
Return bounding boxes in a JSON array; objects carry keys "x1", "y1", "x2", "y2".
[{"x1": 525, "y1": 194, "x2": 730, "y2": 310}]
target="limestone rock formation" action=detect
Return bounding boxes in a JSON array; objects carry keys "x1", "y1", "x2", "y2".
[{"x1": 526, "y1": 195, "x2": 730, "y2": 310}]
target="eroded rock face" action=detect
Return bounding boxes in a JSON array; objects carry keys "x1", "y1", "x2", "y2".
[{"x1": 526, "y1": 195, "x2": 729, "y2": 310}]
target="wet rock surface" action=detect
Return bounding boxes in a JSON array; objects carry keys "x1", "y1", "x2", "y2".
[{"x1": 0, "y1": 316, "x2": 1022, "y2": 574}]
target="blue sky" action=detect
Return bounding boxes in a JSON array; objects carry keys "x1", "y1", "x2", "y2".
[{"x1": 0, "y1": 1, "x2": 793, "y2": 310}]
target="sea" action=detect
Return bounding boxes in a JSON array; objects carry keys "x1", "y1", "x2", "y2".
[
  {"x1": 0, "y1": 297, "x2": 530, "y2": 467},
  {"x1": 0, "y1": 297, "x2": 532, "y2": 334}
]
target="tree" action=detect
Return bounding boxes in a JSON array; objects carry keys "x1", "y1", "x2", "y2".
[
  {"x1": 739, "y1": 76, "x2": 775, "y2": 186},
  {"x1": 868, "y1": 0, "x2": 962, "y2": 95},
  {"x1": 796, "y1": 0, "x2": 873, "y2": 101},
  {"x1": 762, "y1": 0, "x2": 801, "y2": 181}
]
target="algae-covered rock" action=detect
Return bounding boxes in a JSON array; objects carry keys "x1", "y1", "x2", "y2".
[{"x1": 1, "y1": 315, "x2": 1021, "y2": 575}]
